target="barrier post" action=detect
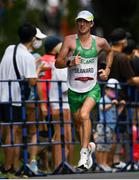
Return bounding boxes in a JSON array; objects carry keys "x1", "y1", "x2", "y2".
[{"x1": 21, "y1": 82, "x2": 29, "y2": 175}]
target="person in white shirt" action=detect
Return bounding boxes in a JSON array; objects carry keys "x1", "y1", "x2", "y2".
[
  {"x1": 42, "y1": 36, "x2": 74, "y2": 168},
  {"x1": 25, "y1": 27, "x2": 48, "y2": 175},
  {"x1": 0, "y1": 23, "x2": 43, "y2": 174},
  {"x1": 50, "y1": 66, "x2": 74, "y2": 168}
]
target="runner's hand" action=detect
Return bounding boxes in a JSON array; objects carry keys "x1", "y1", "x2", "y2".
[{"x1": 70, "y1": 52, "x2": 81, "y2": 66}]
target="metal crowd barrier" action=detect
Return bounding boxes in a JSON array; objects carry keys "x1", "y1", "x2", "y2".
[{"x1": 0, "y1": 79, "x2": 139, "y2": 176}]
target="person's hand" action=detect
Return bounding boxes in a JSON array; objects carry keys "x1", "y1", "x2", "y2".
[
  {"x1": 98, "y1": 67, "x2": 110, "y2": 80},
  {"x1": 112, "y1": 99, "x2": 118, "y2": 105},
  {"x1": 70, "y1": 52, "x2": 81, "y2": 66},
  {"x1": 38, "y1": 62, "x2": 51, "y2": 72},
  {"x1": 63, "y1": 90, "x2": 68, "y2": 95},
  {"x1": 35, "y1": 58, "x2": 41, "y2": 65},
  {"x1": 40, "y1": 103, "x2": 48, "y2": 118},
  {"x1": 119, "y1": 100, "x2": 126, "y2": 106}
]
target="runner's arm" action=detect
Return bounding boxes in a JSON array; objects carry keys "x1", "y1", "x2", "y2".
[
  {"x1": 55, "y1": 36, "x2": 81, "y2": 68},
  {"x1": 104, "y1": 40, "x2": 113, "y2": 74},
  {"x1": 55, "y1": 36, "x2": 70, "y2": 68},
  {"x1": 98, "y1": 39, "x2": 113, "y2": 80}
]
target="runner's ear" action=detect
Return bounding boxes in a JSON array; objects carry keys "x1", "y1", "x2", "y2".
[
  {"x1": 91, "y1": 21, "x2": 94, "y2": 27},
  {"x1": 90, "y1": 22, "x2": 93, "y2": 28}
]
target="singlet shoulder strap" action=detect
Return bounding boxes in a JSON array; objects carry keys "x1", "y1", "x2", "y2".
[
  {"x1": 75, "y1": 34, "x2": 81, "y2": 48},
  {"x1": 91, "y1": 35, "x2": 96, "y2": 45},
  {"x1": 75, "y1": 34, "x2": 78, "y2": 39},
  {"x1": 91, "y1": 35, "x2": 98, "y2": 54}
]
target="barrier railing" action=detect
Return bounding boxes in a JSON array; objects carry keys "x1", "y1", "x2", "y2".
[{"x1": 0, "y1": 79, "x2": 139, "y2": 176}]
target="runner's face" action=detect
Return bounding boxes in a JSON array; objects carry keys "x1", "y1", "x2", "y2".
[{"x1": 76, "y1": 19, "x2": 93, "y2": 34}]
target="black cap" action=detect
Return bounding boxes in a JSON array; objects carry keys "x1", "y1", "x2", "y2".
[
  {"x1": 126, "y1": 32, "x2": 132, "y2": 40},
  {"x1": 109, "y1": 28, "x2": 127, "y2": 44},
  {"x1": 44, "y1": 36, "x2": 62, "y2": 53},
  {"x1": 123, "y1": 39, "x2": 136, "y2": 54},
  {"x1": 18, "y1": 23, "x2": 36, "y2": 43}
]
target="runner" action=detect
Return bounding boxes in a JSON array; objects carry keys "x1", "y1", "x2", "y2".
[{"x1": 55, "y1": 10, "x2": 113, "y2": 171}]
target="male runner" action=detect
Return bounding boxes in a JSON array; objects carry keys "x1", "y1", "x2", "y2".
[{"x1": 55, "y1": 10, "x2": 113, "y2": 170}]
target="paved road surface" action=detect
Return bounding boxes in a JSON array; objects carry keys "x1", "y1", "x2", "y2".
[{"x1": 31, "y1": 171, "x2": 139, "y2": 179}]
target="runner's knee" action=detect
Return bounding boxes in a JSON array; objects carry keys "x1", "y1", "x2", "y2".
[{"x1": 80, "y1": 110, "x2": 90, "y2": 121}]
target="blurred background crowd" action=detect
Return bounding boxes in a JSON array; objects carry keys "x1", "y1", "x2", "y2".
[{"x1": 0, "y1": 0, "x2": 139, "y2": 59}]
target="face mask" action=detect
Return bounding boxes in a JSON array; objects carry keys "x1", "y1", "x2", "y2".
[
  {"x1": 108, "y1": 89, "x2": 116, "y2": 99},
  {"x1": 32, "y1": 40, "x2": 42, "y2": 49},
  {"x1": 28, "y1": 48, "x2": 32, "y2": 52}
]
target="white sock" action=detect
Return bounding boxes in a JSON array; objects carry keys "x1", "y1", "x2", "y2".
[{"x1": 80, "y1": 148, "x2": 89, "y2": 155}]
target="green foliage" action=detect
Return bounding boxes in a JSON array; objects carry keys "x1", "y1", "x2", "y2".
[
  {"x1": 1, "y1": 0, "x2": 139, "y2": 59},
  {"x1": 0, "y1": 0, "x2": 44, "y2": 59},
  {"x1": 25, "y1": 9, "x2": 44, "y2": 28},
  {"x1": 129, "y1": 1, "x2": 139, "y2": 42},
  {"x1": 67, "y1": 0, "x2": 80, "y2": 29},
  {"x1": 0, "y1": 0, "x2": 27, "y2": 58}
]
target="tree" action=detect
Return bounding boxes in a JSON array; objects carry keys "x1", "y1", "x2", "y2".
[
  {"x1": 93, "y1": 0, "x2": 139, "y2": 41},
  {"x1": 0, "y1": 0, "x2": 44, "y2": 59},
  {"x1": 0, "y1": 0, "x2": 26, "y2": 58}
]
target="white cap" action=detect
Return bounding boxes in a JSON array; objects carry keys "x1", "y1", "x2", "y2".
[
  {"x1": 36, "y1": 28, "x2": 47, "y2": 39},
  {"x1": 48, "y1": 0, "x2": 59, "y2": 7},
  {"x1": 75, "y1": 10, "x2": 94, "y2": 22},
  {"x1": 106, "y1": 78, "x2": 121, "y2": 89}
]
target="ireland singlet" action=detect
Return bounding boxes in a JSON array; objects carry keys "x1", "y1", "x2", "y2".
[{"x1": 67, "y1": 35, "x2": 98, "y2": 93}]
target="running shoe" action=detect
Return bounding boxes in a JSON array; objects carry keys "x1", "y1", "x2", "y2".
[
  {"x1": 26, "y1": 160, "x2": 38, "y2": 175},
  {"x1": 99, "y1": 164, "x2": 112, "y2": 172},
  {"x1": 87, "y1": 142, "x2": 96, "y2": 169},
  {"x1": 113, "y1": 161, "x2": 126, "y2": 169},
  {"x1": 77, "y1": 150, "x2": 89, "y2": 170}
]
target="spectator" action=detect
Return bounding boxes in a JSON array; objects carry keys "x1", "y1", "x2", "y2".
[
  {"x1": 123, "y1": 38, "x2": 139, "y2": 103},
  {"x1": 133, "y1": 45, "x2": 139, "y2": 58},
  {"x1": 25, "y1": 27, "x2": 47, "y2": 175},
  {"x1": 50, "y1": 67, "x2": 73, "y2": 168},
  {"x1": 39, "y1": 36, "x2": 59, "y2": 104},
  {"x1": 0, "y1": 23, "x2": 42, "y2": 175},
  {"x1": 124, "y1": 39, "x2": 139, "y2": 76},
  {"x1": 123, "y1": 39, "x2": 139, "y2": 168},
  {"x1": 42, "y1": 36, "x2": 74, "y2": 168},
  {"x1": 108, "y1": 28, "x2": 139, "y2": 170},
  {"x1": 95, "y1": 78, "x2": 126, "y2": 172},
  {"x1": 108, "y1": 28, "x2": 139, "y2": 85},
  {"x1": 35, "y1": 36, "x2": 61, "y2": 171}
]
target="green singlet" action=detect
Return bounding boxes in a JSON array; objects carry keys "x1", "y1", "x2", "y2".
[{"x1": 68, "y1": 35, "x2": 101, "y2": 113}]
